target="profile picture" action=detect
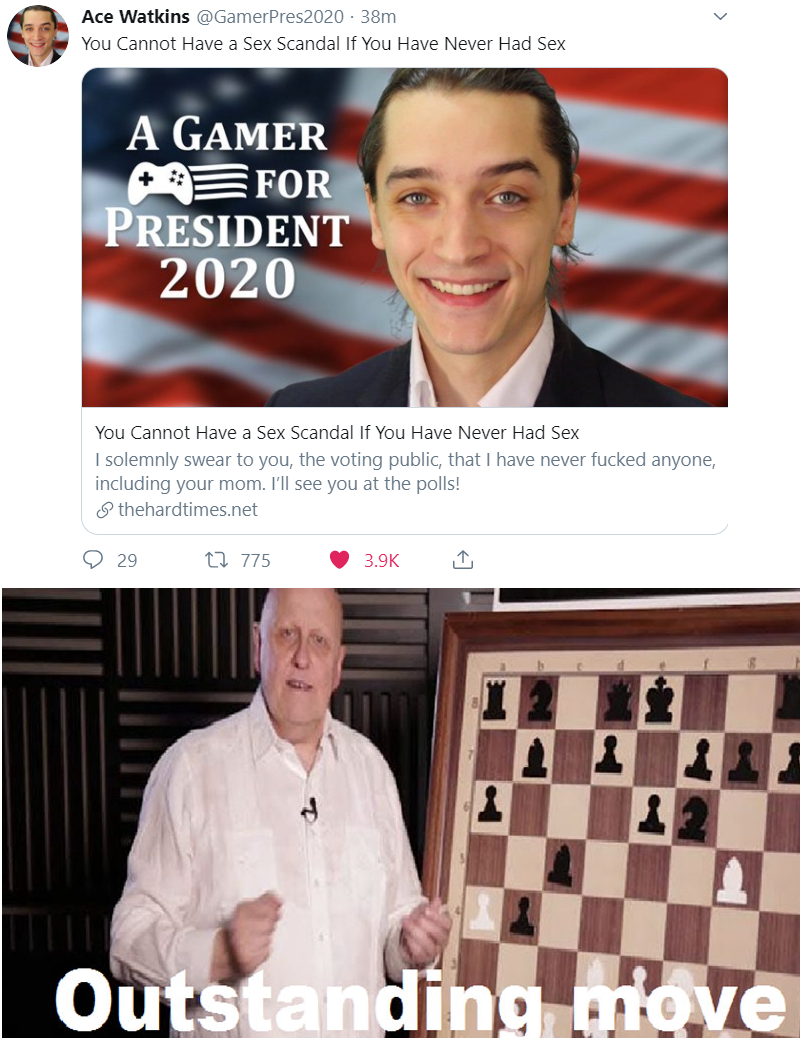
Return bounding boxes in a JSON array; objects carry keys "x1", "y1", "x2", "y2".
[{"x1": 8, "y1": 6, "x2": 67, "y2": 65}]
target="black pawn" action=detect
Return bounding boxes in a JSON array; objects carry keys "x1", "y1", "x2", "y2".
[
  {"x1": 547, "y1": 844, "x2": 573, "y2": 887},
  {"x1": 778, "y1": 742, "x2": 800, "y2": 785},
  {"x1": 604, "y1": 680, "x2": 632, "y2": 722},
  {"x1": 678, "y1": 795, "x2": 708, "y2": 842},
  {"x1": 776, "y1": 675, "x2": 800, "y2": 720},
  {"x1": 728, "y1": 740, "x2": 759, "y2": 782},
  {"x1": 522, "y1": 737, "x2": 547, "y2": 778},
  {"x1": 528, "y1": 680, "x2": 553, "y2": 721},
  {"x1": 509, "y1": 896, "x2": 535, "y2": 936},
  {"x1": 595, "y1": 734, "x2": 623, "y2": 774},
  {"x1": 644, "y1": 675, "x2": 673, "y2": 723},
  {"x1": 478, "y1": 784, "x2": 502, "y2": 822},
  {"x1": 684, "y1": 738, "x2": 713, "y2": 781},
  {"x1": 638, "y1": 794, "x2": 666, "y2": 834},
  {"x1": 483, "y1": 680, "x2": 506, "y2": 721}
]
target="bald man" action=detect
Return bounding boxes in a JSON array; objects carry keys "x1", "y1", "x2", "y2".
[{"x1": 111, "y1": 589, "x2": 449, "y2": 1037}]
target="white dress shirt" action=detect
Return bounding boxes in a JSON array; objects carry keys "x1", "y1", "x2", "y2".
[
  {"x1": 27, "y1": 49, "x2": 55, "y2": 65},
  {"x1": 111, "y1": 692, "x2": 425, "y2": 1036},
  {"x1": 407, "y1": 307, "x2": 555, "y2": 407}
]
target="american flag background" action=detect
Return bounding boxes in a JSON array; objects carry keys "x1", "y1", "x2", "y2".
[
  {"x1": 7, "y1": 9, "x2": 68, "y2": 60},
  {"x1": 82, "y1": 68, "x2": 727, "y2": 407}
]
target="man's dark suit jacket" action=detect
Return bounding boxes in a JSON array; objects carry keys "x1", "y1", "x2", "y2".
[
  {"x1": 17, "y1": 48, "x2": 61, "y2": 63},
  {"x1": 266, "y1": 310, "x2": 709, "y2": 407}
]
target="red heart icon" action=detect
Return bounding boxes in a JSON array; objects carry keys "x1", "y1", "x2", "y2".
[{"x1": 330, "y1": 550, "x2": 349, "y2": 569}]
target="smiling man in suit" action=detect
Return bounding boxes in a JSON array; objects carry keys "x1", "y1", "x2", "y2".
[
  {"x1": 267, "y1": 68, "x2": 707, "y2": 408},
  {"x1": 16, "y1": 6, "x2": 61, "y2": 65}
]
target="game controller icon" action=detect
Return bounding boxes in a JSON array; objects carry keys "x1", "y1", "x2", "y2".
[{"x1": 128, "y1": 162, "x2": 194, "y2": 206}]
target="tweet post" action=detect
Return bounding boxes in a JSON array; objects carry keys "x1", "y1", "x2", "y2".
[{"x1": 3, "y1": 589, "x2": 799, "y2": 1034}]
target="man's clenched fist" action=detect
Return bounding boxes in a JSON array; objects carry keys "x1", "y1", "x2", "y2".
[
  {"x1": 213, "y1": 891, "x2": 282, "y2": 981},
  {"x1": 400, "y1": 897, "x2": 452, "y2": 967}
]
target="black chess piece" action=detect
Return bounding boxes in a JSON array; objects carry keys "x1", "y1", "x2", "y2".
[
  {"x1": 637, "y1": 793, "x2": 666, "y2": 834},
  {"x1": 684, "y1": 737, "x2": 713, "y2": 781},
  {"x1": 483, "y1": 679, "x2": 506, "y2": 721},
  {"x1": 595, "y1": 734, "x2": 623, "y2": 774},
  {"x1": 547, "y1": 844, "x2": 573, "y2": 887},
  {"x1": 604, "y1": 680, "x2": 632, "y2": 722},
  {"x1": 478, "y1": 784, "x2": 502, "y2": 822},
  {"x1": 509, "y1": 896, "x2": 535, "y2": 936},
  {"x1": 528, "y1": 679, "x2": 553, "y2": 721},
  {"x1": 778, "y1": 742, "x2": 800, "y2": 785},
  {"x1": 776, "y1": 675, "x2": 800, "y2": 720},
  {"x1": 678, "y1": 795, "x2": 708, "y2": 842},
  {"x1": 728, "y1": 740, "x2": 759, "y2": 782},
  {"x1": 522, "y1": 737, "x2": 547, "y2": 778},
  {"x1": 644, "y1": 675, "x2": 673, "y2": 723}
]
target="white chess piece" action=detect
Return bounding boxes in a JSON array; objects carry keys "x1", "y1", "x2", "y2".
[
  {"x1": 469, "y1": 891, "x2": 495, "y2": 931},
  {"x1": 542, "y1": 1012, "x2": 555, "y2": 1038},
  {"x1": 716, "y1": 856, "x2": 747, "y2": 905},
  {"x1": 586, "y1": 957, "x2": 605, "y2": 988},
  {"x1": 633, "y1": 965, "x2": 647, "y2": 1007},
  {"x1": 675, "y1": 1029, "x2": 687, "y2": 1038},
  {"x1": 666, "y1": 967, "x2": 694, "y2": 1015},
  {"x1": 583, "y1": 1020, "x2": 607, "y2": 1038}
]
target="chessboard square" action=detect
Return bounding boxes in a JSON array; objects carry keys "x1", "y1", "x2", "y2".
[
  {"x1": 769, "y1": 734, "x2": 800, "y2": 790},
  {"x1": 678, "y1": 731, "x2": 724, "y2": 790},
  {"x1": 773, "y1": 672, "x2": 800, "y2": 733},
  {"x1": 616, "y1": 1014, "x2": 660, "y2": 1038},
  {"x1": 546, "y1": 785, "x2": 590, "y2": 840},
  {"x1": 552, "y1": 730, "x2": 594, "y2": 785},
  {"x1": 638, "y1": 673, "x2": 684, "y2": 729},
  {"x1": 629, "y1": 787, "x2": 675, "y2": 845},
  {"x1": 596, "y1": 674, "x2": 640, "y2": 729},
  {"x1": 536, "y1": 947, "x2": 578, "y2": 1005},
  {"x1": 621, "y1": 898, "x2": 667, "y2": 959},
  {"x1": 668, "y1": 846, "x2": 715, "y2": 905},
  {"x1": 543, "y1": 837, "x2": 584, "y2": 894},
  {"x1": 760, "y1": 852, "x2": 800, "y2": 913},
  {"x1": 575, "y1": 950, "x2": 620, "y2": 991},
  {"x1": 466, "y1": 834, "x2": 509, "y2": 888},
  {"x1": 458, "y1": 935, "x2": 499, "y2": 989},
  {"x1": 713, "y1": 849, "x2": 763, "y2": 912},
  {"x1": 681, "y1": 674, "x2": 728, "y2": 730},
  {"x1": 721, "y1": 732, "x2": 770, "y2": 791},
  {"x1": 463, "y1": 885, "x2": 503, "y2": 942},
  {"x1": 725, "y1": 674, "x2": 776, "y2": 732},
  {"x1": 513, "y1": 728, "x2": 555, "y2": 784},
  {"x1": 673, "y1": 788, "x2": 719, "y2": 846},
  {"x1": 664, "y1": 904, "x2": 711, "y2": 963},
  {"x1": 705, "y1": 967, "x2": 757, "y2": 1031},
  {"x1": 510, "y1": 784, "x2": 550, "y2": 838},
  {"x1": 588, "y1": 786, "x2": 632, "y2": 842},
  {"x1": 618, "y1": 955, "x2": 663, "y2": 1013},
  {"x1": 475, "y1": 729, "x2": 517, "y2": 782},
  {"x1": 502, "y1": 888, "x2": 541, "y2": 945},
  {"x1": 537, "y1": 891, "x2": 582, "y2": 949},
  {"x1": 579, "y1": 896, "x2": 624, "y2": 955},
  {"x1": 590, "y1": 729, "x2": 636, "y2": 787},
  {"x1": 708, "y1": 906, "x2": 760, "y2": 969},
  {"x1": 765, "y1": 792, "x2": 800, "y2": 852},
  {"x1": 756, "y1": 912, "x2": 800, "y2": 973},
  {"x1": 503, "y1": 835, "x2": 547, "y2": 892},
  {"x1": 754, "y1": 972, "x2": 800, "y2": 1038},
  {"x1": 519, "y1": 675, "x2": 558, "y2": 729},
  {"x1": 716, "y1": 790, "x2": 767, "y2": 850},
  {"x1": 496, "y1": 941, "x2": 538, "y2": 990},
  {"x1": 625, "y1": 843, "x2": 671, "y2": 901},
  {"x1": 550, "y1": 675, "x2": 598, "y2": 729},
  {"x1": 583, "y1": 841, "x2": 629, "y2": 898},
  {"x1": 634, "y1": 731, "x2": 680, "y2": 787},
  {"x1": 481, "y1": 674, "x2": 520, "y2": 729},
  {"x1": 472, "y1": 780, "x2": 512, "y2": 835}
]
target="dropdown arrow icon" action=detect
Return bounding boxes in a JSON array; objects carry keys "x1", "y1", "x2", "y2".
[{"x1": 714, "y1": 11, "x2": 727, "y2": 17}]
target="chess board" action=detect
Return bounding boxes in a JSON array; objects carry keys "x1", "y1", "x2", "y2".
[{"x1": 422, "y1": 605, "x2": 800, "y2": 1038}]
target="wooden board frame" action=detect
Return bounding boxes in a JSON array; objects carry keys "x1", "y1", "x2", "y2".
[{"x1": 421, "y1": 604, "x2": 800, "y2": 1036}]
